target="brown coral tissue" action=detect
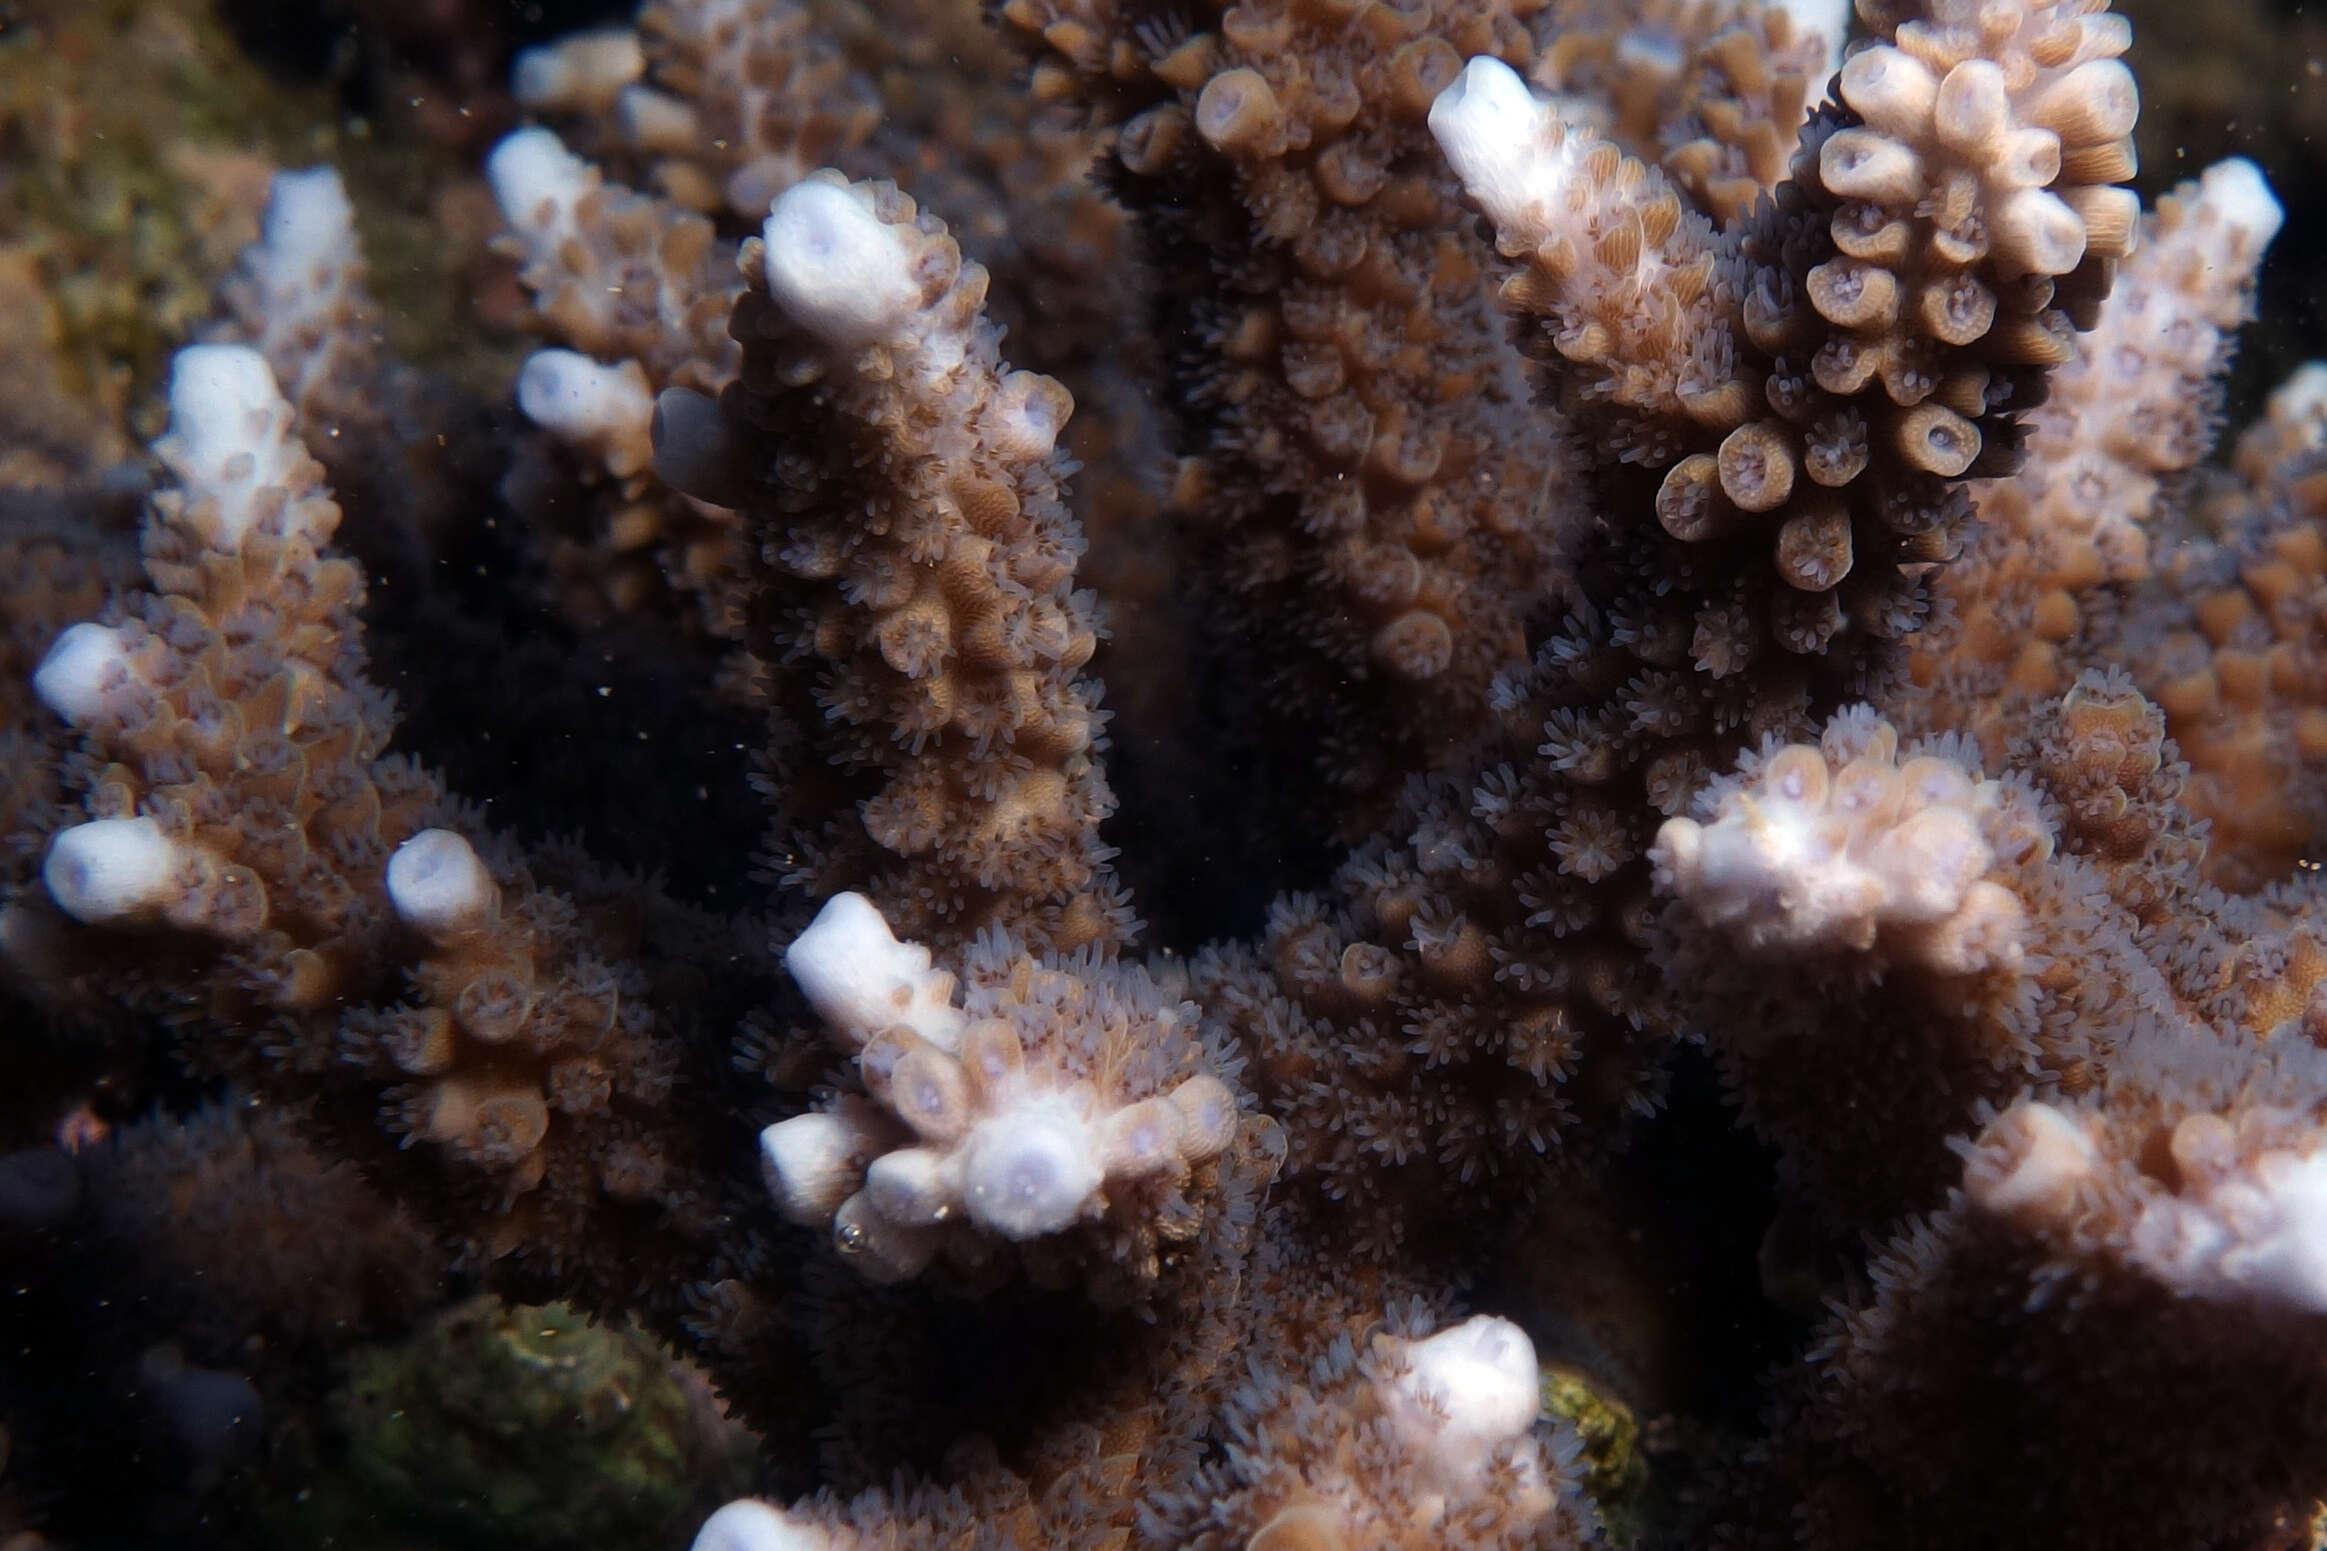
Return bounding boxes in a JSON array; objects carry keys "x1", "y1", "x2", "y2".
[{"x1": 10, "y1": 0, "x2": 2327, "y2": 1549}]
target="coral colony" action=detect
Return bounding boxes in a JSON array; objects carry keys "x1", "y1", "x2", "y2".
[{"x1": 19, "y1": 0, "x2": 2327, "y2": 1544}]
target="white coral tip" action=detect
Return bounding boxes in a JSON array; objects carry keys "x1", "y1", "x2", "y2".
[
  {"x1": 511, "y1": 29, "x2": 644, "y2": 112},
  {"x1": 2218, "y1": 1149, "x2": 2327, "y2": 1311},
  {"x1": 44, "y1": 818, "x2": 181, "y2": 925},
  {"x1": 170, "y1": 344, "x2": 282, "y2": 445},
  {"x1": 486, "y1": 126, "x2": 590, "y2": 235},
  {"x1": 762, "y1": 180, "x2": 922, "y2": 347},
  {"x1": 384, "y1": 829, "x2": 495, "y2": 938},
  {"x1": 164, "y1": 345, "x2": 295, "y2": 535},
  {"x1": 960, "y1": 1104, "x2": 1101, "y2": 1239},
  {"x1": 33, "y1": 623, "x2": 136, "y2": 726},
  {"x1": 1386, "y1": 1314, "x2": 1543, "y2": 1490},
  {"x1": 257, "y1": 168, "x2": 356, "y2": 279},
  {"x1": 759, "y1": 1111, "x2": 879, "y2": 1226},
  {"x1": 784, "y1": 892, "x2": 964, "y2": 1048},
  {"x1": 864, "y1": 1146, "x2": 961, "y2": 1227},
  {"x1": 691, "y1": 1500, "x2": 833, "y2": 1551},
  {"x1": 1428, "y1": 56, "x2": 1553, "y2": 228},
  {"x1": 2197, "y1": 156, "x2": 2285, "y2": 249},
  {"x1": 2269, "y1": 362, "x2": 2327, "y2": 426},
  {"x1": 516, "y1": 350, "x2": 655, "y2": 468}
]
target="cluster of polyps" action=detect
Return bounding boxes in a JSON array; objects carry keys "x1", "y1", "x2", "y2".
[
  {"x1": 761, "y1": 894, "x2": 1240, "y2": 1282},
  {"x1": 1652, "y1": 713, "x2": 2034, "y2": 976},
  {"x1": 1969, "y1": 1099, "x2": 2327, "y2": 1317}
]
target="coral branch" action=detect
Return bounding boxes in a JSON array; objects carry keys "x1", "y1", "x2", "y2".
[
  {"x1": 761, "y1": 892, "x2": 1254, "y2": 1296},
  {"x1": 688, "y1": 173, "x2": 1131, "y2": 954},
  {"x1": 1916, "y1": 156, "x2": 2283, "y2": 733},
  {"x1": 1439, "y1": 0, "x2": 2143, "y2": 653},
  {"x1": 998, "y1": 0, "x2": 1589, "y2": 827}
]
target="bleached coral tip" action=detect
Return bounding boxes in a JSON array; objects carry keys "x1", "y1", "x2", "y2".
[
  {"x1": 1427, "y1": 57, "x2": 1549, "y2": 225},
  {"x1": 2223, "y1": 1149, "x2": 2327, "y2": 1312},
  {"x1": 691, "y1": 1500, "x2": 832, "y2": 1551},
  {"x1": 516, "y1": 350, "x2": 654, "y2": 448},
  {"x1": 166, "y1": 344, "x2": 285, "y2": 468},
  {"x1": 762, "y1": 180, "x2": 922, "y2": 348},
  {"x1": 44, "y1": 818, "x2": 181, "y2": 925},
  {"x1": 785, "y1": 892, "x2": 963, "y2": 1047},
  {"x1": 2198, "y1": 157, "x2": 2285, "y2": 247},
  {"x1": 510, "y1": 29, "x2": 644, "y2": 112},
  {"x1": 961, "y1": 1108, "x2": 1101, "y2": 1239},
  {"x1": 1385, "y1": 1314, "x2": 1544, "y2": 1492},
  {"x1": 759, "y1": 1112, "x2": 871, "y2": 1225},
  {"x1": 258, "y1": 167, "x2": 355, "y2": 271},
  {"x1": 33, "y1": 623, "x2": 135, "y2": 726},
  {"x1": 1402, "y1": 1315, "x2": 1541, "y2": 1434},
  {"x1": 2270, "y1": 362, "x2": 2327, "y2": 426},
  {"x1": 486, "y1": 126, "x2": 588, "y2": 227},
  {"x1": 384, "y1": 829, "x2": 495, "y2": 937}
]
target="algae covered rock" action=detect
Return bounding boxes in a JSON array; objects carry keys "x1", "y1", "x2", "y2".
[
  {"x1": 1541, "y1": 1361, "x2": 1648, "y2": 1542},
  {"x1": 270, "y1": 1296, "x2": 754, "y2": 1551}
]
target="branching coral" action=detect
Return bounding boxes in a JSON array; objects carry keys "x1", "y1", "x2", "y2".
[
  {"x1": 1727, "y1": 1035, "x2": 2327, "y2": 1551},
  {"x1": 1914, "y1": 154, "x2": 2284, "y2": 741},
  {"x1": 10, "y1": 0, "x2": 2327, "y2": 1548},
  {"x1": 2107, "y1": 374, "x2": 2327, "y2": 890},
  {"x1": 997, "y1": 0, "x2": 1593, "y2": 825},
  {"x1": 694, "y1": 170, "x2": 1131, "y2": 954},
  {"x1": 763, "y1": 891, "x2": 1251, "y2": 1294}
]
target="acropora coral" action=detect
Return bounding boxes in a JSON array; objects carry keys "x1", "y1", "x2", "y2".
[{"x1": 5, "y1": 0, "x2": 2327, "y2": 1547}]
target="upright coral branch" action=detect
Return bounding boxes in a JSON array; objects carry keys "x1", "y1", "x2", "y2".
[
  {"x1": 998, "y1": 0, "x2": 1589, "y2": 827},
  {"x1": 1141, "y1": 1309, "x2": 1596, "y2": 1551},
  {"x1": 597, "y1": 0, "x2": 882, "y2": 217},
  {"x1": 486, "y1": 127, "x2": 752, "y2": 631},
  {"x1": 23, "y1": 343, "x2": 426, "y2": 980},
  {"x1": 1914, "y1": 156, "x2": 2283, "y2": 737},
  {"x1": 6, "y1": 344, "x2": 761, "y2": 1370},
  {"x1": 212, "y1": 167, "x2": 386, "y2": 450},
  {"x1": 1436, "y1": 0, "x2": 2141, "y2": 658},
  {"x1": 2099, "y1": 363, "x2": 2327, "y2": 889},
  {"x1": 1647, "y1": 707, "x2": 2069, "y2": 1223},
  {"x1": 1737, "y1": 1032, "x2": 2327, "y2": 1551},
  {"x1": 664, "y1": 173, "x2": 1131, "y2": 956},
  {"x1": 490, "y1": 127, "x2": 743, "y2": 411}
]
